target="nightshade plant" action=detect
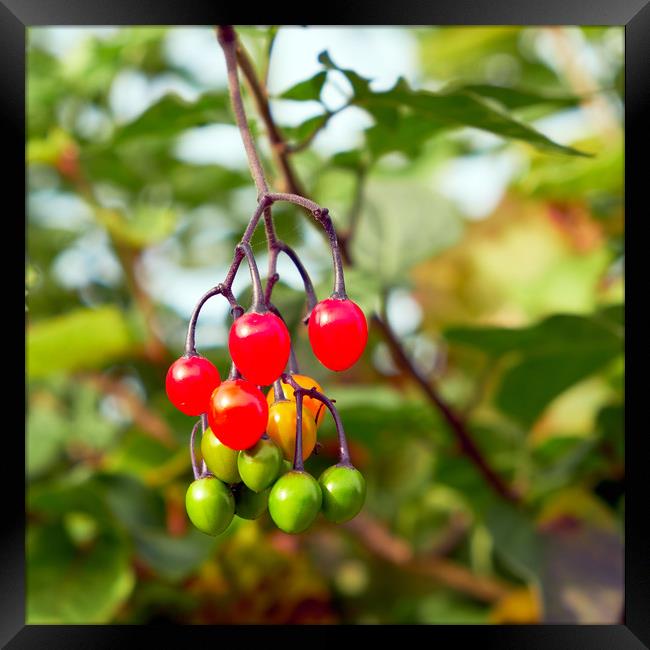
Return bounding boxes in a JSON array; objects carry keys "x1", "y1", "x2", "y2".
[{"x1": 166, "y1": 25, "x2": 368, "y2": 535}]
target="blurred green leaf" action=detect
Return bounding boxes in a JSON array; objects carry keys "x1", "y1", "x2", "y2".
[
  {"x1": 99, "y1": 474, "x2": 227, "y2": 582},
  {"x1": 517, "y1": 138, "x2": 623, "y2": 199},
  {"x1": 451, "y1": 84, "x2": 581, "y2": 111},
  {"x1": 27, "y1": 521, "x2": 134, "y2": 623},
  {"x1": 279, "y1": 70, "x2": 327, "y2": 101},
  {"x1": 351, "y1": 178, "x2": 463, "y2": 285},
  {"x1": 446, "y1": 306, "x2": 623, "y2": 426},
  {"x1": 317, "y1": 51, "x2": 589, "y2": 158},
  {"x1": 484, "y1": 500, "x2": 544, "y2": 580},
  {"x1": 27, "y1": 306, "x2": 143, "y2": 378},
  {"x1": 110, "y1": 92, "x2": 230, "y2": 145},
  {"x1": 281, "y1": 114, "x2": 329, "y2": 145},
  {"x1": 96, "y1": 204, "x2": 177, "y2": 249},
  {"x1": 27, "y1": 400, "x2": 69, "y2": 478},
  {"x1": 103, "y1": 430, "x2": 178, "y2": 479},
  {"x1": 596, "y1": 402, "x2": 624, "y2": 461}
]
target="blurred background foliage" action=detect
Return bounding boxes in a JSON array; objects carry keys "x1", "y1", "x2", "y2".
[{"x1": 26, "y1": 25, "x2": 623, "y2": 624}]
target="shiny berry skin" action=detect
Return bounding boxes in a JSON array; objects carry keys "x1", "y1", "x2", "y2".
[
  {"x1": 207, "y1": 379, "x2": 268, "y2": 451},
  {"x1": 166, "y1": 355, "x2": 221, "y2": 416},
  {"x1": 268, "y1": 470, "x2": 322, "y2": 534},
  {"x1": 318, "y1": 465, "x2": 366, "y2": 524},
  {"x1": 266, "y1": 400, "x2": 317, "y2": 462},
  {"x1": 228, "y1": 311, "x2": 291, "y2": 385},
  {"x1": 266, "y1": 374, "x2": 326, "y2": 427},
  {"x1": 201, "y1": 428, "x2": 240, "y2": 484},
  {"x1": 185, "y1": 477, "x2": 235, "y2": 536},
  {"x1": 235, "y1": 484, "x2": 271, "y2": 520},
  {"x1": 237, "y1": 438, "x2": 283, "y2": 493},
  {"x1": 308, "y1": 298, "x2": 368, "y2": 371}
]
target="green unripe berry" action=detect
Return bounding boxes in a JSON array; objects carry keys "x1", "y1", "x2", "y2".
[
  {"x1": 238, "y1": 437, "x2": 283, "y2": 493},
  {"x1": 318, "y1": 464, "x2": 366, "y2": 523},
  {"x1": 268, "y1": 470, "x2": 322, "y2": 534},
  {"x1": 235, "y1": 484, "x2": 270, "y2": 520},
  {"x1": 201, "y1": 427, "x2": 241, "y2": 484},
  {"x1": 185, "y1": 477, "x2": 235, "y2": 536}
]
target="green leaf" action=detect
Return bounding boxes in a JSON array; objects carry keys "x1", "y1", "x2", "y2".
[
  {"x1": 452, "y1": 83, "x2": 582, "y2": 112},
  {"x1": 281, "y1": 114, "x2": 328, "y2": 145},
  {"x1": 27, "y1": 520, "x2": 134, "y2": 623},
  {"x1": 517, "y1": 138, "x2": 623, "y2": 200},
  {"x1": 95, "y1": 204, "x2": 178, "y2": 249},
  {"x1": 110, "y1": 92, "x2": 230, "y2": 145},
  {"x1": 27, "y1": 400, "x2": 69, "y2": 479},
  {"x1": 27, "y1": 306, "x2": 142, "y2": 378},
  {"x1": 365, "y1": 114, "x2": 445, "y2": 159},
  {"x1": 279, "y1": 70, "x2": 327, "y2": 101},
  {"x1": 318, "y1": 50, "x2": 371, "y2": 97},
  {"x1": 103, "y1": 430, "x2": 177, "y2": 479},
  {"x1": 351, "y1": 177, "x2": 463, "y2": 285},
  {"x1": 484, "y1": 500, "x2": 544, "y2": 580},
  {"x1": 445, "y1": 306, "x2": 623, "y2": 427},
  {"x1": 315, "y1": 53, "x2": 588, "y2": 157},
  {"x1": 356, "y1": 80, "x2": 589, "y2": 157},
  {"x1": 99, "y1": 474, "x2": 226, "y2": 582},
  {"x1": 329, "y1": 148, "x2": 367, "y2": 170},
  {"x1": 596, "y1": 403, "x2": 624, "y2": 461}
]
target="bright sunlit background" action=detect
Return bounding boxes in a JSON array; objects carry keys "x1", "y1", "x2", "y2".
[{"x1": 27, "y1": 26, "x2": 623, "y2": 624}]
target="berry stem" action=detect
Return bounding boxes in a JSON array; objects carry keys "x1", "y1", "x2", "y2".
[
  {"x1": 237, "y1": 242, "x2": 266, "y2": 312},
  {"x1": 293, "y1": 390, "x2": 305, "y2": 472},
  {"x1": 274, "y1": 240, "x2": 318, "y2": 314},
  {"x1": 273, "y1": 378, "x2": 287, "y2": 402},
  {"x1": 281, "y1": 373, "x2": 352, "y2": 467},
  {"x1": 184, "y1": 285, "x2": 239, "y2": 355},
  {"x1": 288, "y1": 345, "x2": 299, "y2": 374},
  {"x1": 228, "y1": 362, "x2": 242, "y2": 380},
  {"x1": 190, "y1": 419, "x2": 202, "y2": 480}
]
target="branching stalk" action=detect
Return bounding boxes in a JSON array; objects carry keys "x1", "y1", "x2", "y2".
[{"x1": 282, "y1": 373, "x2": 352, "y2": 467}]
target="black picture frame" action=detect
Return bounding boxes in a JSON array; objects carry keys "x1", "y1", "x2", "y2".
[{"x1": 6, "y1": 1, "x2": 645, "y2": 646}]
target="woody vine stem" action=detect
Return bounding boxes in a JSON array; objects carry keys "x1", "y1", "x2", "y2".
[{"x1": 208, "y1": 25, "x2": 518, "y2": 501}]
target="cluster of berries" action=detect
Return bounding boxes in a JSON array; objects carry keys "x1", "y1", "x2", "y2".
[{"x1": 166, "y1": 291, "x2": 368, "y2": 535}]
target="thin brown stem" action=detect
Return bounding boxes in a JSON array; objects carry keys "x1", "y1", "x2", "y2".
[
  {"x1": 234, "y1": 34, "x2": 306, "y2": 196},
  {"x1": 342, "y1": 512, "x2": 512, "y2": 603},
  {"x1": 372, "y1": 314, "x2": 520, "y2": 503}
]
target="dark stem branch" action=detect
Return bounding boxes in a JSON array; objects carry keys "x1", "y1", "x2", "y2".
[
  {"x1": 371, "y1": 314, "x2": 520, "y2": 503},
  {"x1": 293, "y1": 391, "x2": 305, "y2": 471},
  {"x1": 234, "y1": 34, "x2": 306, "y2": 196},
  {"x1": 281, "y1": 373, "x2": 352, "y2": 467}
]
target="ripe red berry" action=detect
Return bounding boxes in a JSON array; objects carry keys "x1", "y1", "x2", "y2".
[
  {"x1": 166, "y1": 354, "x2": 221, "y2": 416},
  {"x1": 228, "y1": 311, "x2": 291, "y2": 385},
  {"x1": 308, "y1": 298, "x2": 368, "y2": 371},
  {"x1": 207, "y1": 379, "x2": 268, "y2": 450}
]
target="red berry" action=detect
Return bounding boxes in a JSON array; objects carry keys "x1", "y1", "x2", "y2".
[
  {"x1": 308, "y1": 298, "x2": 368, "y2": 371},
  {"x1": 166, "y1": 355, "x2": 221, "y2": 416},
  {"x1": 207, "y1": 379, "x2": 268, "y2": 450},
  {"x1": 228, "y1": 311, "x2": 291, "y2": 385}
]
